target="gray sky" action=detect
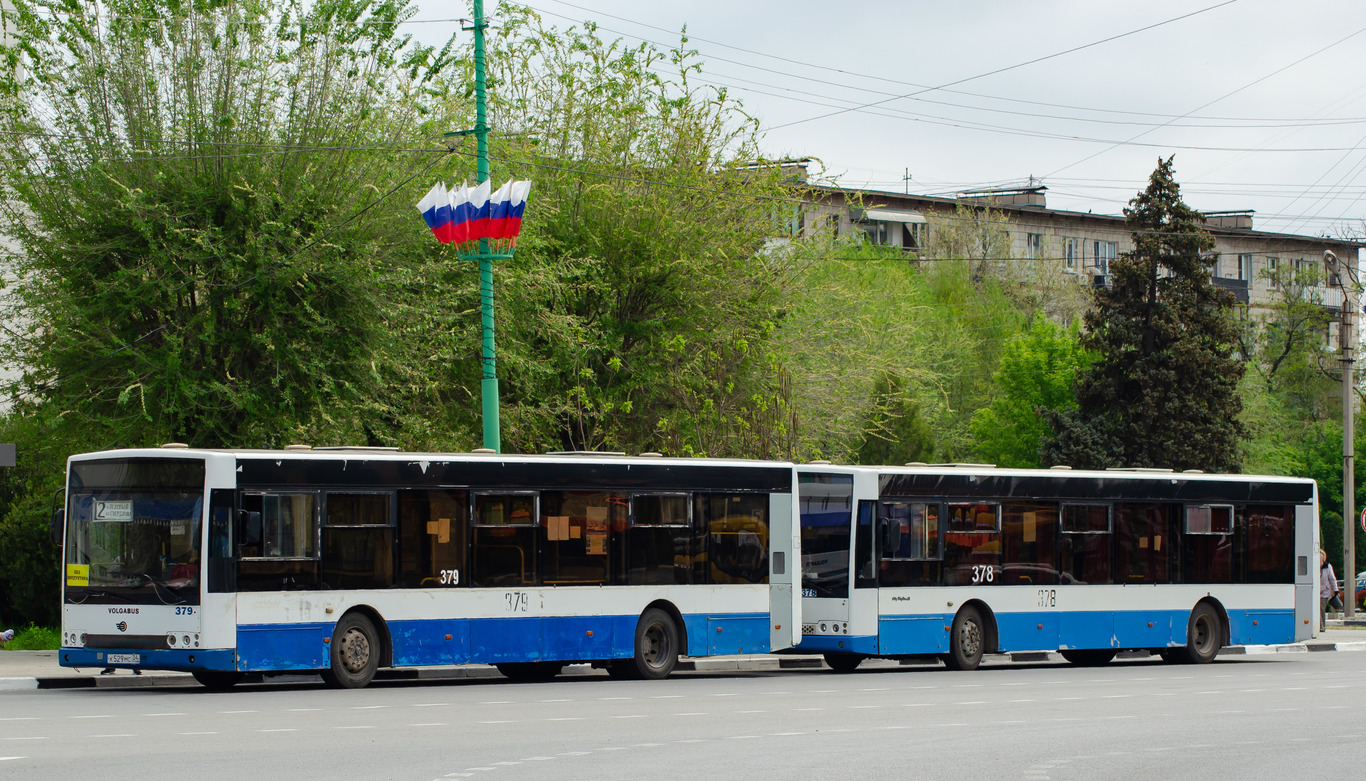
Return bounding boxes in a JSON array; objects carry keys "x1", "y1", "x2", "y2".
[{"x1": 417, "y1": 0, "x2": 1366, "y2": 238}]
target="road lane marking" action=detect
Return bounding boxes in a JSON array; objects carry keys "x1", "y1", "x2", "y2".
[
  {"x1": 611, "y1": 715, "x2": 647, "y2": 719},
  {"x1": 412, "y1": 723, "x2": 447, "y2": 727},
  {"x1": 0, "y1": 718, "x2": 37, "y2": 722},
  {"x1": 352, "y1": 705, "x2": 387, "y2": 710},
  {"x1": 6, "y1": 737, "x2": 47, "y2": 741},
  {"x1": 71, "y1": 715, "x2": 114, "y2": 719},
  {"x1": 257, "y1": 728, "x2": 297, "y2": 732},
  {"x1": 413, "y1": 703, "x2": 450, "y2": 707},
  {"x1": 218, "y1": 710, "x2": 258, "y2": 714},
  {"x1": 480, "y1": 720, "x2": 515, "y2": 724},
  {"x1": 288, "y1": 708, "x2": 321, "y2": 712}
]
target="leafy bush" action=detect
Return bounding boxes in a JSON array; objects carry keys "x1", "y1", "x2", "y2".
[{"x1": 2, "y1": 625, "x2": 59, "y2": 651}]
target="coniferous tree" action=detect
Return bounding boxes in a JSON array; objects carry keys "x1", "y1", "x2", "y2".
[{"x1": 1043, "y1": 157, "x2": 1246, "y2": 471}]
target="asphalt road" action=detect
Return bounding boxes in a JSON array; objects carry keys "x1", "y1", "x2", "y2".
[{"x1": 3, "y1": 653, "x2": 1363, "y2": 780}]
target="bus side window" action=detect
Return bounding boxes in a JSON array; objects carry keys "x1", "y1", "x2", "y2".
[
  {"x1": 207, "y1": 489, "x2": 235, "y2": 593},
  {"x1": 471, "y1": 493, "x2": 538, "y2": 587},
  {"x1": 398, "y1": 490, "x2": 468, "y2": 588},
  {"x1": 237, "y1": 492, "x2": 320, "y2": 591},
  {"x1": 854, "y1": 500, "x2": 876, "y2": 588},
  {"x1": 322, "y1": 493, "x2": 394, "y2": 590}
]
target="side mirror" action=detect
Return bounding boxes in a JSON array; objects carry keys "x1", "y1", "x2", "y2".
[
  {"x1": 49, "y1": 488, "x2": 66, "y2": 547},
  {"x1": 239, "y1": 510, "x2": 262, "y2": 547},
  {"x1": 50, "y1": 508, "x2": 65, "y2": 547}
]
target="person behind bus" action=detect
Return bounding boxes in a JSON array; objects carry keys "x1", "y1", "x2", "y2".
[{"x1": 1320, "y1": 549, "x2": 1340, "y2": 631}]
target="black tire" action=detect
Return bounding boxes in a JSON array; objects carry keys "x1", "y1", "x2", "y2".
[
  {"x1": 824, "y1": 653, "x2": 864, "y2": 672},
  {"x1": 322, "y1": 612, "x2": 381, "y2": 689},
  {"x1": 944, "y1": 606, "x2": 986, "y2": 671},
  {"x1": 1060, "y1": 649, "x2": 1117, "y2": 667},
  {"x1": 192, "y1": 670, "x2": 244, "y2": 690},
  {"x1": 1158, "y1": 649, "x2": 1182, "y2": 664},
  {"x1": 496, "y1": 661, "x2": 565, "y2": 682},
  {"x1": 1177, "y1": 603, "x2": 1223, "y2": 664},
  {"x1": 629, "y1": 608, "x2": 680, "y2": 680}
]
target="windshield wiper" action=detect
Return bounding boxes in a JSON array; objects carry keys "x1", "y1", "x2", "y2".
[
  {"x1": 141, "y1": 574, "x2": 187, "y2": 605},
  {"x1": 68, "y1": 589, "x2": 132, "y2": 604}
]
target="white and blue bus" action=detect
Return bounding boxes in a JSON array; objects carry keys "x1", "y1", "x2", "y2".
[
  {"x1": 796, "y1": 463, "x2": 1318, "y2": 670},
  {"x1": 56, "y1": 446, "x2": 800, "y2": 688}
]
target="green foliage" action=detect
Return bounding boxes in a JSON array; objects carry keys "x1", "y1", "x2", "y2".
[
  {"x1": 971, "y1": 317, "x2": 1092, "y2": 468},
  {"x1": 474, "y1": 9, "x2": 799, "y2": 457},
  {"x1": 1, "y1": 624, "x2": 60, "y2": 651},
  {"x1": 0, "y1": 0, "x2": 461, "y2": 625},
  {"x1": 1044, "y1": 157, "x2": 1246, "y2": 471},
  {"x1": 853, "y1": 372, "x2": 935, "y2": 465}
]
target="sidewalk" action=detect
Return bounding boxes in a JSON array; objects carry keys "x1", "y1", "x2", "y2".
[{"x1": 4, "y1": 626, "x2": 1363, "y2": 691}]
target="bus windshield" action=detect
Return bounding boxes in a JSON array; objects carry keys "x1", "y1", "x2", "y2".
[{"x1": 64, "y1": 458, "x2": 206, "y2": 605}]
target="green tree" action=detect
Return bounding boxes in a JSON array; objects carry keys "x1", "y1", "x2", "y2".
[
  {"x1": 1043, "y1": 158, "x2": 1246, "y2": 471},
  {"x1": 0, "y1": 0, "x2": 459, "y2": 626},
  {"x1": 970, "y1": 317, "x2": 1091, "y2": 468},
  {"x1": 853, "y1": 372, "x2": 936, "y2": 465},
  {"x1": 476, "y1": 10, "x2": 798, "y2": 457}
]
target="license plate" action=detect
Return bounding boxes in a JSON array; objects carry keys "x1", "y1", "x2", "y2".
[{"x1": 106, "y1": 653, "x2": 140, "y2": 664}]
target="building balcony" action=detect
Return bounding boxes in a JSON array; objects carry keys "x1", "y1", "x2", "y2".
[{"x1": 1212, "y1": 277, "x2": 1249, "y2": 305}]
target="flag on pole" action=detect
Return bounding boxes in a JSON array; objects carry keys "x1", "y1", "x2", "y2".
[
  {"x1": 416, "y1": 182, "x2": 452, "y2": 242},
  {"x1": 417, "y1": 179, "x2": 532, "y2": 248},
  {"x1": 504, "y1": 180, "x2": 532, "y2": 239},
  {"x1": 486, "y1": 180, "x2": 514, "y2": 240}
]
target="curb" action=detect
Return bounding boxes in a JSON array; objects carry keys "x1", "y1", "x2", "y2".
[{"x1": 6, "y1": 641, "x2": 1361, "y2": 691}]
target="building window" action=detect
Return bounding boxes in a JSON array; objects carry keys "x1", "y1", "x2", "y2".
[
  {"x1": 908, "y1": 222, "x2": 928, "y2": 250},
  {"x1": 1026, "y1": 233, "x2": 1042, "y2": 260},
  {"x1": 1062, "y1": 238, "x2": 1077, "y2": 271},
  {"x1": 1093, "y1": 241, "x2": 1117, "y2": 274},
  {"x1": 1237, "y1": 254, "x2": 1252, "y2": 281},
  {"x1": 1266, "y1": 256, "x2": 1279, "y2": 286}
]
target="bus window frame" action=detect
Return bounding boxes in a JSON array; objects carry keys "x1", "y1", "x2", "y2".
[
  {"x1": 472, "y1": 491, "x2": 540, "y2": 527},
  {"x1": 946, "y1": 501, "x2": 1001, "y2": 534},
  {"x1": 880, "y1": 501, "x2": 942, "y2": 562},
  {"x1": 1061, "y1": 503, "x2": 1112, "y2": 534},
  {"x1": 240, "y1": 490, "x2": 321, "y2": 561},
  {"x1": 629, "y1": 493, "x2": 692, "y2": 527},
  {"x1": 1185, "y1": 503, "x2": 1234, "y2": 535}
]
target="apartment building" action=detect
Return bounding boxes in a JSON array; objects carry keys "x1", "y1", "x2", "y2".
[{"x1": 796, "y1": 176, "x2": 1364, "y2": 320}]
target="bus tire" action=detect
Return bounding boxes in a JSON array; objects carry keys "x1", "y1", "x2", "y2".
[
  {"x1": 1060, "y1": 649, "x2": 1116, "y2": 667},
  {"x1": 496, "y1": 662, "x2": 565, "y2": 682},
  {"x1": 824, "y1": 653, "x2": 863, "y2": 672},
  {"x1": 322, "y1": 612, "x2": 381, "y2": 689},
  {"x1": 630, "y1": 608, "x2": 679, "y2": 680},
  {"x1": 944, "y1": 606, "x2": 985, "y2": 671},
  {"x1": 1178, "y1": 603, "x2": 1222, "y2": 664},
  {"x1": 192, "y1": 670, "x2": 244, "y2": 690}
]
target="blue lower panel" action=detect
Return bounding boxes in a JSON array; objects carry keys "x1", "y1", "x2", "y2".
[
  {"x1": 996, "y1": 612, "x2": 1060, "y2": 652},
  {"x1": 793, "y1": 634, "x2": 879, "y2": 655},
  {"x1": 1060, "y1": 611, "x2": 1116, "y2": 650},
  {"x1": 707, "y1": 616, "x2": 770, "y2": 655},
  {"x1": 390, "y1": 619, "x2": 471, "y2": 666},
  {"x1": 60, "y1": 647, "x2": 237, "y2": 672},
  {"x1": 471, "y1": 617, "x2": 543, "y2": 663},
  {"x1": 238, "y1": 622, "x2": 329, "y2": 671},
  {"x1": 878, "y1": 615, "x2": 949, "y2": 655},
  {"x1": 1227, "y1": 609, "x2": 1295, "y2": 646},
  {"x1": 1113, "y1": 612, "x2": 1176, "y2": 648}
]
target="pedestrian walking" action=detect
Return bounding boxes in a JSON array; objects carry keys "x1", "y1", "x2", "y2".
[{"x1": 1320, "y1": 549, "x2": 1340, "y2": 631}]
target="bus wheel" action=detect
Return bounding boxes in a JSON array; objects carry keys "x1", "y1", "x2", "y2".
[
  {"x1": 630, "y1": 608, "x2": 679, "y2": 680},
  {"x1": 1179, "y1": 603, "x2": 1222, "y2": 664},
  {"x1": 944, "y1": 606, "x2": 985, "y2": 671},
  {"x1": 192, "y1": 670, "x2": 243, "y2": 690},
  {"x1": 824, "y1": 653, "x2": 863, "y2": 672},
  {"x1": 322, "y1": 612, "x2": 381, "y2": 689},
  {"x1": 496, "y1": 662, "x2": 565, "y2": 682},
  {"x1": 1060, "y1": 649, "x2": 1116, "y2": 667}
]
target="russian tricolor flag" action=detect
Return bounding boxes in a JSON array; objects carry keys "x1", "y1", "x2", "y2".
[{"x1": 417, "y1": 179, "x2": 532, "y2": 248}]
